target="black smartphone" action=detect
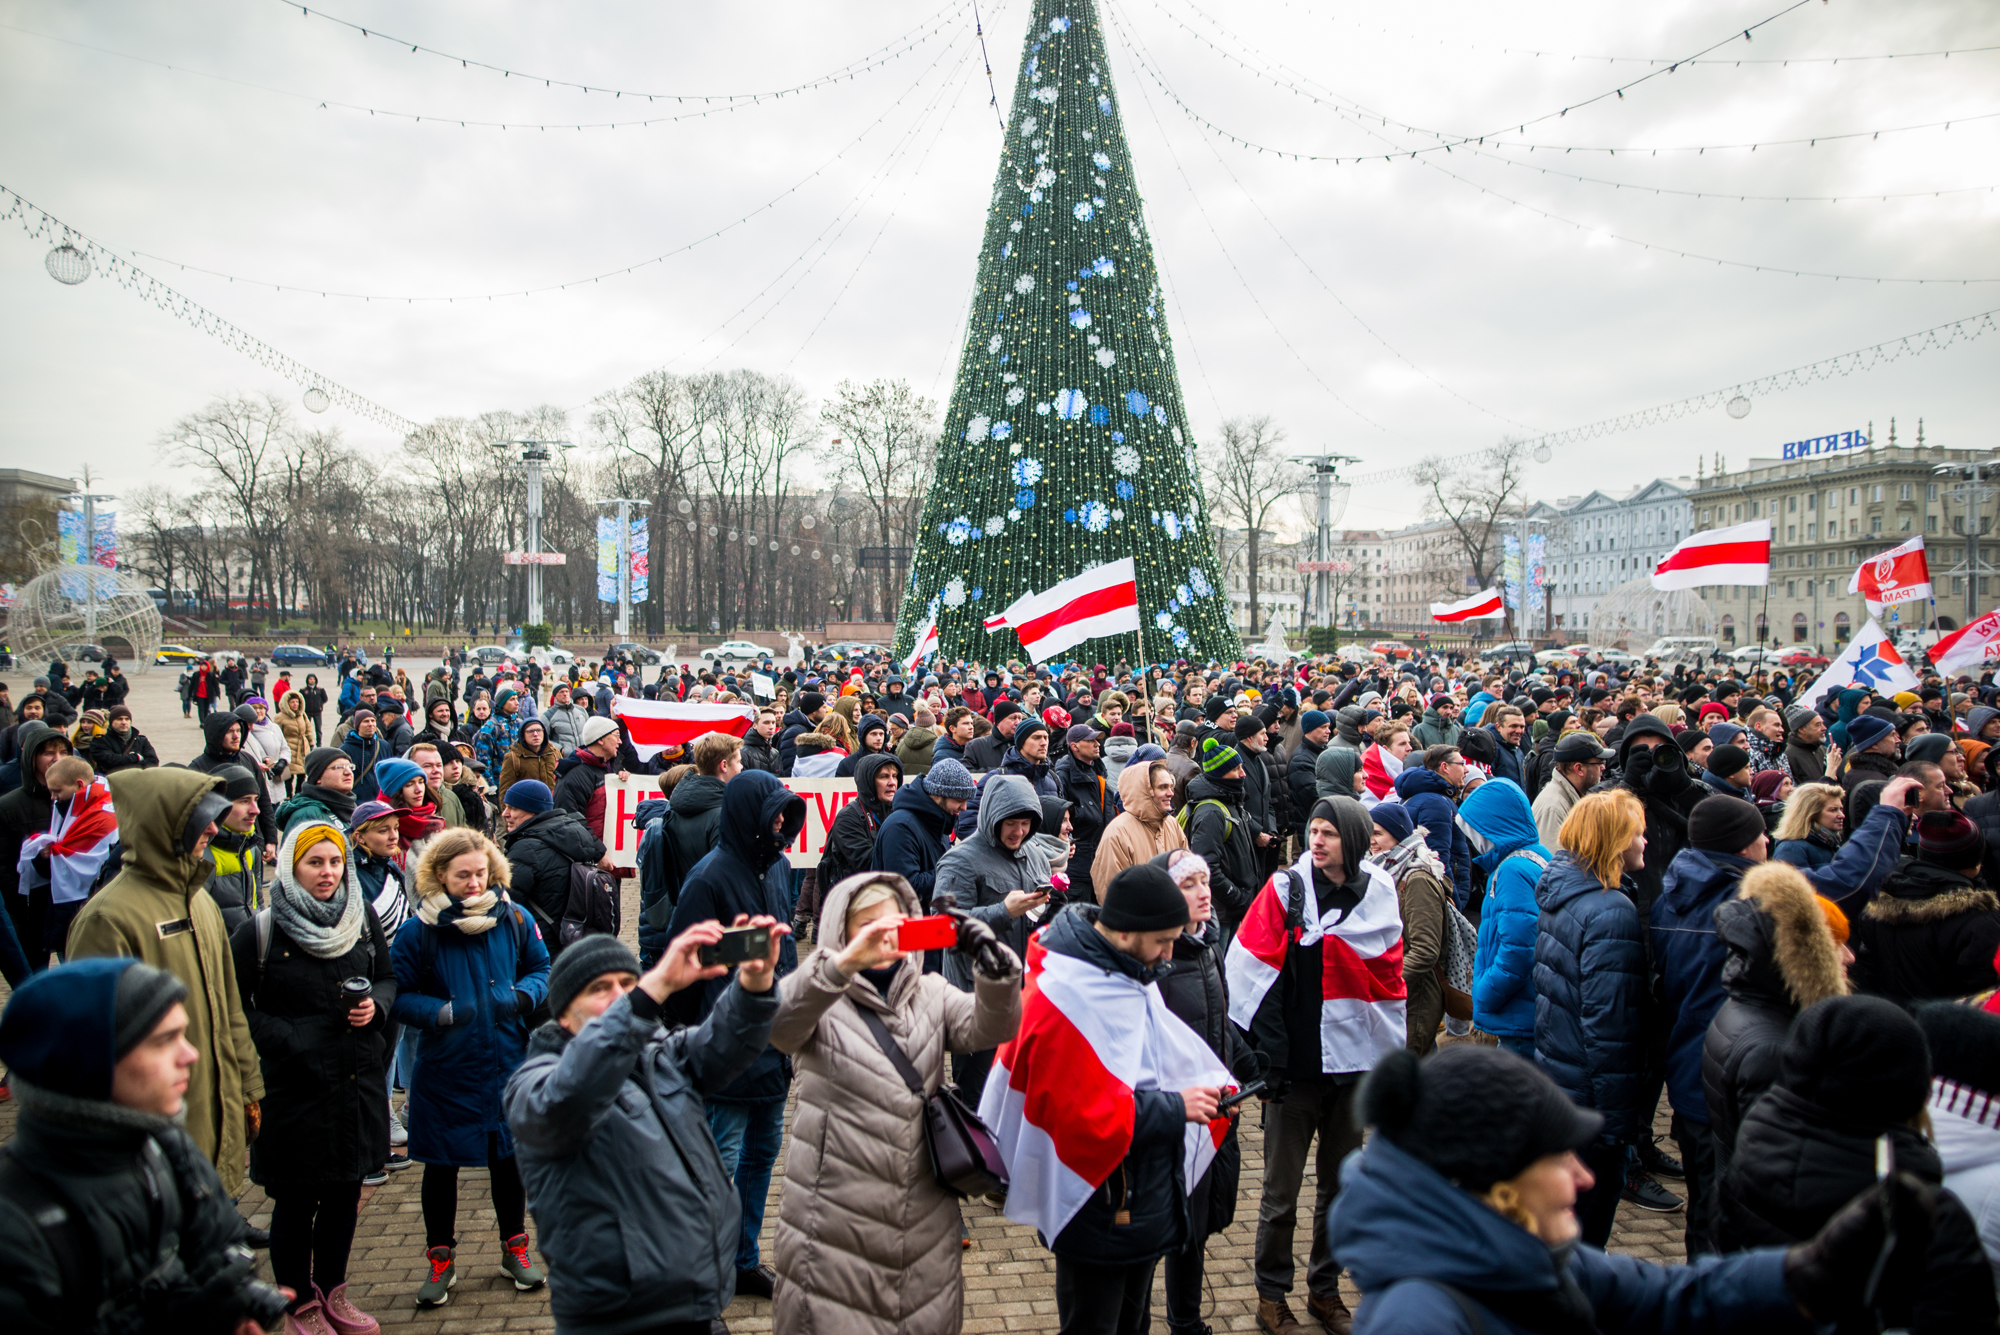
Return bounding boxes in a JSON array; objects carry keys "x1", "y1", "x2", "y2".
[
  {"x1": 698, "y1": 924, "x2": 772, "y2": 967},
  {"x1": 1217, "y1": 1080, "x2": 1267, "y2": 1112}
]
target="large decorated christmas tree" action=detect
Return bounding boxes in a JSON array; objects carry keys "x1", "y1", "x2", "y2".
[{"x1": 895, "y1": 0, "x2": 1240, "y2": 666}]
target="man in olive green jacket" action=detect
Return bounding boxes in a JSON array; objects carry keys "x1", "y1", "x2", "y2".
[{"x1": 66, "y1": 767, "x2": 266, "y2": 1194}]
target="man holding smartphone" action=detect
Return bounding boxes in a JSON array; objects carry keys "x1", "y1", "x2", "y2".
[{"x1": 506, "y1": 915, "x2": 788, "y2": 1335}]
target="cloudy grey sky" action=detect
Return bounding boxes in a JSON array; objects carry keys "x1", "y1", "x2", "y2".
[{"x1": 2, "y1": 0, "x2": 1994, "y2": 532}]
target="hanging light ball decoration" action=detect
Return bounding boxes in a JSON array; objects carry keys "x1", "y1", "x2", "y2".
[
  {"x1": 677, "y1": 498, "x2": 694, "y2": 514},
  {"x1": 1726, "y1": 396, "x2": 1753, "y2": 420},
  {"x1": 768, "y1": 539, "x2": 780, "y2": 552},
  {"x1": 10, "y1": 565, "x2": 163, "y2": 673},
  {"x1": 801, "y1": 514, "x2": 817, "y2": 530},
  {"x1": 45, "y1": 243, "x2": 91, "y2": 285},
  {"x1": 302, "y1": 386, "x2": 331, "y2": 413},
  {"x1": 1533, "y1": 444, "x2": 1553, "y2": 464},
  {"x1": 792, "y1": 545, "x2": 802, "y2": 556},
  {"x1": 811, "y1": 549, "x2": 821, "y2": 560}
]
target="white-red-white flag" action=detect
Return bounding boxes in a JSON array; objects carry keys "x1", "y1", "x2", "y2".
[
  {"x1": 1001, "y1": 558, "x2": 1141, "y2": 663},
  {"x1": 982, "y1": 612, "x2": 1010, "y2": 632},
  {"x1": 903, "y1": 618, "x2": 940, "y2": 676},
  {"x1": 1652, "y1": 519, "x2": 1771, "y2": 591},
  {"x1": 979, "y1": 931, "x2": 1233, "y2": 1247},
  {"x1": 1429, "y1": 588, "x2": 1504, "y2": 622},
  {"x1": 1932, "y1": 609, "x2": 2000, "y2": 679},
  {"x1": 1225, "y1": 850, "x2": 1407, "y2": 1074},
  {"x1": 1849, "y1": 536, "x2": 1934, "y2": 614},
  {"x1": 610, "y1": 697, "x2": 755, "y2": 760},
  {"x1": 19, "y1": 776, "x2": 118, "y2": 905}
]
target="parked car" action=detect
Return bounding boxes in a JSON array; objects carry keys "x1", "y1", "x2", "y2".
[
  {"x1": 1640, "y1": 636, "x2": 1719, "y2": 663},
  {"x1": 468, "y1": 645, "x2": 519, "y2": 666},
  {"x1": 1589, "y1": 648, "x2": 1639, "y2": 666},
  {"x1": 526, "y1": 646, "x2": 576, "y2": 668},
  {"x1": 1726, "y1": 645, "x2": 1784, "y2": 665},
  {"x1": 210, "y1": 649, "x2": 243, "y2": 666},
  {"x1": 1779, "y1": 647, "x2": 1830, "y2": 669},
  {"x1": 56, "y1": 643, "x2": 108, "y2": 663},
  {"x1": 1478, "y1": 640, "x2": 1537, "y2": 662},
  {"x1": 269, "y1": 643, "x2": 332, "y2": 666},
  {"x1": 154, "y1": 644, "x2": 204, "y2": 665},
  {"x1": 702, "y1": 639, "x2": 778, "y2": 664},
  {"x1": 606, "y1": 642, "x2": 662, "y2": 665},
  {"x1": 1367, "y1": 640, "x2": 1413, "y2": 659},
  {"x1": 1533, "y1": 648, "x2": 1578, "y2": 666}
]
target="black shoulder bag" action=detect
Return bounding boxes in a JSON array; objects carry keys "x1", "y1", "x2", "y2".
[{"x1": 852, "y1": 1001, "x2": 1010, "y2": 1199}]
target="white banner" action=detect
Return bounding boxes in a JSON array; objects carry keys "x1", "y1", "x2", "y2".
[{"x1": 600, "y1": 774, "x2": 863, "y2": 870}]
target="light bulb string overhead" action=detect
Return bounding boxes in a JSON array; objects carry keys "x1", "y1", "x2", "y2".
[
  {"x1": 2, "y1": 186, "x2": 416, "y2": 432},
  {"x1": 275, "y1": 0, "x2": 969, "y2": 107},
  {"x1": 1345, "y1": 306, "x2": 2000, "y2": 485}
]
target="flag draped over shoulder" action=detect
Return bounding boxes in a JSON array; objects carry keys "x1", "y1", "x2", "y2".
[
  {"x1": 19, "y1": 776, "x2": 119, "y2": 905},
  {"x1": 978, "y1": 931, "x2": 1232, "y2": 1246}
]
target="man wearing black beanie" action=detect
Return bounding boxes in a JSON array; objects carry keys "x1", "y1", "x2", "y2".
[{"x1": 1651, "y1": 778, "x2": 1921, "y2": 1259}]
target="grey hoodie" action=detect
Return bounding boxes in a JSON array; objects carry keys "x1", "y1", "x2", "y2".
[
  {"x1": 934, "y1": 774, "x2": 1053, "y2": 992},
  {"x1": 1102, "y1": 732, "x2": 1139, "y2": 786}
]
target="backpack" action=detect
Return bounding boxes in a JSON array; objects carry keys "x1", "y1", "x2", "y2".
[
  {"x1": 1438, "y1": 897, "x2": 1479, "y2": 1021},
  {"x1": 1176, "y1": 797, "x2": 1236, "y2": 843},
  {"x1": 560, "y1": 862, "x2": 621, "y2": 948}
]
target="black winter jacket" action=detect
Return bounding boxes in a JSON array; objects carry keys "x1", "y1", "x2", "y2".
[
  {"x1": 1849, "y1": 858, "x2": 2000, "y2": 1004},
  {"x1": 1052, "y1": 751, "x2": 1117, "y2": 877},
  {"x1": 231, "y1": 906, "x2": 396, "y2": 1186},
  {"x1": 818, "y1": 753, "x2": 899, "y2": 889},
  {"x1": 1157, "y1": 919, "x2": 1258, "y2": 1241},
  {"x1": 662, "y1": 774, "x2": 728, "y2": 897},
  {"x1": 507, "y1": 809, "x2": 609, "y2": 941},
  {"x1": 1183, "y1": 773, "x2": 1259, "y2": 928},
  {"x1": 739, "y1": 729, "x2": 780, "y2": 774},
  {"x1": 870, "y1": 776, "x2": 955, "y2": 909},
  {"x1": 1285, "y1": 737, "x2": 1324, "y2": 839},
  {"x1": 86, "y1": 728, "x2": 157, "y2": 773}
]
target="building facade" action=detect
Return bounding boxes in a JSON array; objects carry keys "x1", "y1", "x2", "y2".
[
  {"x1": 1537, "y1": 478, "x2": 1695, "y2": 633},
  {"x1": 1690, "y1": 425, "x2": 1997, "y2": 649},
  {"x1": 1213, "y1": 526, "x2": 1309, "y2": 635}
]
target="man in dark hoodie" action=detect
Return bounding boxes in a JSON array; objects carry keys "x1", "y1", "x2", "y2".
[
  {"x1": 963, "y1": 699, "x2": 1025, "y2": 772},
  {"x1": 872, "y1": 757, "x2": 976, "y2": 911},
  {"x1": 0, "y1": 721, "x2": 72, "y2": 979},
  {"x1": 636, "y1": 731, "x2": 740, "y2": 967},
  {"x1": 662, "y1": 769, "x2": 807, "y2": 1299}
]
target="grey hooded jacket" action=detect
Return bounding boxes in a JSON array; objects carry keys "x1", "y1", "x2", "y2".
[{"x1": 934, "y1": 774, "x2": 1053, "y2": 993}]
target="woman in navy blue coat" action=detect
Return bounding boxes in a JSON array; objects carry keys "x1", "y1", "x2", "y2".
[
  {"x1": 1532, "y1": 790, "x2": 1649, "y2": 1248},
  {"x1": 391, "y1": 827, "x2": 551, "y2": 1306}
]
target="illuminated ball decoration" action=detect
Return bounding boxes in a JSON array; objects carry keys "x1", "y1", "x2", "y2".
[
  {"x1": 895, "y1": 0, "x2": 1236, "y2": 665},
  {"x1": 302, "y1": 386, "x2": 331, "y2": 413},
  {"x1": 45, "y1": 244, "x2": 91, "y2": 285},
  {"x1": 1727, "y1": 396, "x2": 1753, "y2": 420}
]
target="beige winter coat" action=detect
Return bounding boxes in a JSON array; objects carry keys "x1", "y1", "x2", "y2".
[
  {"x1": 769, "y1": 871, "x2": 1022, "y2": 1335},
  {"x1": 1090, "y1": 758, "x2": 1189, "y2": 896}
]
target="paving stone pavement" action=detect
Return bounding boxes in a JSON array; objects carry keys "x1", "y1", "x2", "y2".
[{"x1": 0, "y1": 665, "x2": 1689, "y2": 1331}]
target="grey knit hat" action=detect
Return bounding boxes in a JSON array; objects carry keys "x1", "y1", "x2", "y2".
[{"x1": 923, "y1": 757, "x2": 978, "y2": 802}]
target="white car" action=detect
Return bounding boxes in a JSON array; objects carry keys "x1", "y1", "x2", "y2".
[
  {"x1": 527, "y1": 647, "x2": 576, "y2": 667},
  {"x1": 703, "y1": 640, "x2": 777, "y2": 663},
  {"x1": 1590, "y1": 648, "x2": 1639, "y2": 666},
  {"x1": 468, "y1": 645, "x2": 518, "y2": 666},
  {"x1": 1533, "y1": 648, "x2": 1577, "y2": 666},
  {"x1": 1726, "y1": 645, "x2": 1784, "y2": 665}
]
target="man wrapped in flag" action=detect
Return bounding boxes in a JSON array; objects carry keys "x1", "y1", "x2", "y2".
[
  {"x1": 1224, "y1": 795, "x2": 1406, "y2": 1334},
  {"x1": 978, "y1": 862, "x2": 1235, "y2": 1333},
  {"x1": 16, "y1": 758, "x2": 122, "y2": 959}
]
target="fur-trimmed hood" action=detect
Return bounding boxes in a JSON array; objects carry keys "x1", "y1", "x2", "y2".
[
  {"x1": 1865, "y1": 860, "x2": 2000, "y2": 925},
  {"x1": 1715, "y1": 861, "x2": 1849, "y2": 1014}
]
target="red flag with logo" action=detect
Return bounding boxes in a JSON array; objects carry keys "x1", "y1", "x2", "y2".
[{"x1": 1848, "y1": 536, "x2": 1933, "y2": 614}]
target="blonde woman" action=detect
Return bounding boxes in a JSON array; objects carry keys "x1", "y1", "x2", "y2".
[
  {"x1": 768, "y1": 871, "x2": 1019, "y2": 1334},
  {"x1": 1534, "y1": 790, "x2": 1649, "y2": 1248},
  {"x1": 1652, "y1": 703, "x2": 1684, "y2": 732},
  {"x1": 390, "y1": 828, "x2": 551, "y2": 1306},
  {"x1": 1771, "y1": 782, "x2": 1846, "y2": 872}
]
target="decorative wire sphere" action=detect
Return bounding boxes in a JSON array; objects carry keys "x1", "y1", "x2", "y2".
[
  {"x1": 7, "y1": 565, "x2": 164, "y2": 674},
  {"x1": 302, "y1": 386, "x2": 331, "y2": 413},
  {"x1": 1588, "y1": 577, "x2": 1715, "y2": 650},
  {"x1": 1533, "y1": 444, "x2": 1554, "y2": 464},
  {"x1": 1726, "y1": 396, "x2": 1753, "y2": 420},
  {"x1": 45, "y1": 243, "x2": 92, "y2": 285},
  {"x1": 801, "y1": 514, "x2": 817, "y2": 529},
  {"x1": 791, "y1": 545, "x2": 802, "y2": 556},
  {"x1": 830, "y1": 553, "x2": 842, "y2": 564},
  {"x1": 677, "y1": 498, "x2": 694, "y2": 514}
]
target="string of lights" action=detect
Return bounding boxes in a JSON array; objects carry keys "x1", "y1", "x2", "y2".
[
  {"x1": 1346, "y1": 307, "x2": 2000, "y2": 485},
  {"x1": 1442, "y1": 141, "x2": 1997, "y2": 205},
  {"x1": 1140, "y1": 0, "x2": 2000, "y2": 162},
  {"x1": 115, "y1": 34, "x2": 972, "y2": 303},
  {"x1": 1117, "y1": 36, "x2": 2000, "y2": 285},
  {"x1": 2, "y1": 186, "x2": 417, "y2": 432},
  {"x1": 0, "y1": 21, "x2": 874, "y2": 133},
  {"x1": 276, "y1": 0, "x2": 965, "y2": 106}
]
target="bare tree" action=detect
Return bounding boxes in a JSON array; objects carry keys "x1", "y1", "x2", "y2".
[
  {"x1": 1202, "y1": 415, "x2": 1304, "y2": 635},
  {"x1": 1412, "y1": 438, "x2": 1529, "y2": 595},
  {"x1": 159, "y1": 393, "x2": 299, "y2": 616},
  {"x1": 821, "y1": 379, "x2": 937, "y2": 618}
]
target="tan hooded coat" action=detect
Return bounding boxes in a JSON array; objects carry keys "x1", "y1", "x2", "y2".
[
  {"x1": 277, "y1": 692, "x2": 314, "y2": 765},
  {"x1": 1090, "y1": 758, "x2": 1189, "y2": 896},
  {"x1": 66, "y1": 767, "x2": 265, "y2": 1193},
  {"x1": 769, "y1": 871, "x2": 1022, "y2": 1335}
]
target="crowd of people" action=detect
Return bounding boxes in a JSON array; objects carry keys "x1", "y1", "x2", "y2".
[{"x1": 1, "y1": 635, "x2": 1999, "y2": 1333}]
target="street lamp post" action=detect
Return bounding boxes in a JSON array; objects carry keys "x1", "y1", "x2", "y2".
[
  {"x1": 68, "y1": 470, "x2": 118, "y2": 643},
  {"x1": 1289, "y1": 452, "x2": 1360, "y2": 633},
  {"x1": 1936, "y1": 460, "x2": 1998, "y2": 626},
  {"x1": 491, "y1": 439, "x2": 574, "y2": 627}
]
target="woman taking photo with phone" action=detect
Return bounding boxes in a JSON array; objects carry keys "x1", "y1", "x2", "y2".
[
  {"x1": 232, "y1": 819, "x2": 396, "y2": 1335},
  {"x1": 766, "y1": 870, "x2": 1021, "y2": 1334}
]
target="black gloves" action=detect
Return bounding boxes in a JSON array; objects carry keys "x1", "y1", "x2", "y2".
[
  {"x1": 955, "y1": 915, "x2": 1015, "y2": 980},
  {"x1": 1785, "y1": 1171, "x2": 1937, "y2": 1325}
]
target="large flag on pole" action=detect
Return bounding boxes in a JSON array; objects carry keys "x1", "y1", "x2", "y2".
[
  {"x1": 1931, "y1": 609, "x2": 2000, "y2": 679},
  {"x1": 1848, "y1": 535, "x2": 1934, "y2": 614},
  {"x1": 1652, "y1": 519, "x2": 1771, "y2": 590},
  {"x1": 1429, "y1": 588, "x2": 1504, "y2": 622},
  {"x1": 903, "y1": 618, "x2": 940, "y2": 676},
  {"x1": 1002, "y1": 558, "x2": 1141, "y2": 663},
  {"x1": 1796, "y1": 618, "x2": 1922, "y2": 711},
  {"x1": 979, "y1": 932, "x2": 1233, "y2": 1247},
  {"x1": 610, "y1": 698, "x2": 755, "y2": 760}
]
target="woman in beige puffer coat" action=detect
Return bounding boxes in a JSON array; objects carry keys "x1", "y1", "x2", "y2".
[{"x1": 769, "y1": 870, "x2": 1022, "y2": 1335}]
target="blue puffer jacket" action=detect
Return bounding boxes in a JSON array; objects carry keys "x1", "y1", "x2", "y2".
[
  {"x1": 634, "y1": 797, "x2": 672, "y2": 967},
  {"x1": 664, "y1": 770, "x2": 806, "y2": 1104},
  {"x1": 1328, "y1": 1136, "x2": 1809, "y2": 1335},
  {"x1": 1392, "y1": 766, "x2": 1470, "y2": 909},
  {"x1": 391, "y1": 896, "x2": 552, "y2": 1166},
  {"x1": 1464, "y1": 780, "x2": 1549, "y2": 1041},
  {"x1": 1651, "y1": 800, "x2": 1907, "y2": 1122},
  {"x1": 1532, "y1": 852, "x2": 1648, "y2": 1143},
  {"x1": 1771, "y1": 832, "x2": 1836, "y2": 872}
]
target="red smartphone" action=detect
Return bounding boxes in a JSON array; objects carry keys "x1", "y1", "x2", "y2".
[{"x1": 896, "y1": 915, "x2": 958, "y2": 952}]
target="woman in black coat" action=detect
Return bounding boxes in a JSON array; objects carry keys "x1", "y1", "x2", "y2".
[
  {"x1": 301, "y1": 674, "x2": 329, "y2": 745},
  {"x1": 1719, "y1": 995, "x2": 1997, "y2": 1333},
  {"x1": 231, "y1": 818, "x2": 396, "y2": 1335},
  {"x1": 1151, "y1": 849, "x2": 1261, "y2": 1335}
]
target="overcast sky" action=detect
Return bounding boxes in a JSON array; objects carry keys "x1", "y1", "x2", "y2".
[{"x1": 2, "y1": 0, "x2": 1994, "y2": 534}]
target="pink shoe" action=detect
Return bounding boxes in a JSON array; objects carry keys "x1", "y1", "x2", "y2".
[
  {"x1": 284, "y1": 1297, "x2": 338, "y2": 1335},
  {"x1": 318, "y1": 1283, "x2": 381, "y2": 1335}
]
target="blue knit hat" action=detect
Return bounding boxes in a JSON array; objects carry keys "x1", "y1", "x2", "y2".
[
  {"x1": 0, "y1": 958, "x2": 186, "y2": 1100},
  {"x1": 1371, "y1": 803, "x2": 1415, "y2": 845},
  {"x1": 372, "y1": 757, "x2": 424, "y2": 801},
  {"x1": 1846, "y1": 714, "x2": 1895, "y2": 755},
  {"x1": 505, "y1": 779, "x2": 554, "y2": 814},
  {"x1": 1301, "y1": 709, "x2": 1331, "y2": 734}
]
